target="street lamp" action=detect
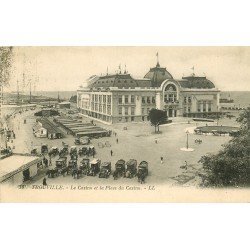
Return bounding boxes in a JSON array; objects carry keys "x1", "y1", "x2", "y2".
[{"x1": 186, "y1": 130, "x2": 189, "y2": 149}]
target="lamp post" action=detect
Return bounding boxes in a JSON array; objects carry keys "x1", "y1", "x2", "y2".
[{"x1": 186, "y1": 130, "x2": 189, "y2": 149}]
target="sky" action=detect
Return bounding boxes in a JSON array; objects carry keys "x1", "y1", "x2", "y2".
[{"x1": 6, "y1": 46, "x2": 250, "y2": 92}]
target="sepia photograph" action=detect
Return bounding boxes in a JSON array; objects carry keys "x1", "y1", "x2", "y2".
[{"x1": 0, "y1": 46, "x2": 249, "y2": 202}]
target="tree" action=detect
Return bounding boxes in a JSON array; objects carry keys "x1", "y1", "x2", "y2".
[
  {"x1": 148, "y1": 108, "x2": 168, "y2": 133},
  {"x1": 0, "y1": 47, "x2": 13, "y2": 86},
  {"x1": 0, "y1": 47, "x2": 13, "y2": 119},
  {"x1": 199, "y1": 108, "x2": 250, "y2": 187},
  {"x1": 69, "y1": 95, "x2": 77, "y2": 103}
]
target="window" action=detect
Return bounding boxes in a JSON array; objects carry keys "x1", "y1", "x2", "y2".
[
  {"x1": 125, "y1": 107, "x2": 128, "y2": 115},
  {"x1": 119, "y1": 107, "x2": 122, "y2": 115},
  {"x1": 142, "y1": 96, "x2": 145, "y2": 104},
  {"x1": 99, "y1": 95, "x2": 102, "y2": 103},
  {"x1": 197, "y1": 103, "x2": 201, "y2": 112},
  {"x1": 147, "y1": 108, "x2": 150, "y2": 114},
  {"x1": 208, "y1": 102, "x2": 211, "y2": 112},
  {"x1": 95, "y1": 94, "x2": 98, "y2": 102},
  {"x1": 131, "y1": 107, "x2": 135, "y2": 115},
  {"x1": 103, "y1": 95, "x2": 106, "y2": 103},
  {"x1": 125, "y1": 95, "x2": 128, "y2": 104},
  {"x1": 152, "y1": 97, "x2": 155, "y2": 103},
  {"x1": 164, "y1": 94, "x2": 168, "y2": 103},
  {"x1": 188, "y1": 97, "x2": 192, "y2": 103},
  {"x1": 188, "y1": 107, "x2": 191, "y2": 113},
  {"x1": 184, "y1": 97, "x2": 187, "y2": 103},
  {"x1": 103, "y1": 105, "x2": 106, "y2": 113},
  {"x1": 107, "y1": 96, "x2": 111, "y2": 104},
  {"x1": 203, "y1": 102, "x2": 206, "y2": 112},
  {"x1": 147, "y1": 97, "x2": 150, "y2": 104},
  {"x1": 107, "y1": 105, "x2": 111, "y2": 115},
  {"x1": 131, "y1": 117, "x2": 134, "y2": 121},
  {"x1": 99, "y1": 104, "x2": 102, "y2": 112},
  {"x1": 118, "y1": 95, "x2": 122, "y2": 104},
  {"x1": 131, "y1": 95, "x2": 135, "y2": 103},
  {"x1": 142, "y1": 108, "x2": 144, "y2": 114}
]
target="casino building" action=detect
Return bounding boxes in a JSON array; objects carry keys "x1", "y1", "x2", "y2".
[{"x1": 77, "y1": 57, "x2": 221, "y2": 124}]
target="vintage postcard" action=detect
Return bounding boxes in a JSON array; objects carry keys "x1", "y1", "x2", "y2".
[{"x1": 0, "y1": 46, "x2": 249, "y2": 202}]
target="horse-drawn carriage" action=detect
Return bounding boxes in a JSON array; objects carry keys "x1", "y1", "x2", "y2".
[
  {"x1": 79, "y1": 145, "x2": 95, "y2": 157},
  {"x1": 56, "y1": 157, "x2": 67, "y2": 169},
  {"x1": 137, "y1": 161, "x2": 149, "y2": 183},
  {"x1": 87, "y1": 158, "x2": 101, "y2": 176},
  {"x1": 41, "y1": 144, "x2": 48, "y2": 154},
  {"x1": 75, "y1": 136, "x2": 90, "y2": 145},
  {"x1": 30, "y1": 147, "x2": 39, "y2": 156},
  {"x1": 70, "y1": 146, "x2": 78, "y2": 155},
  {"x1": 49, "y1": 146, "x2": 59, "y2": 157},
  {"x1": 99, "y1": 162, "x2": 111, "y2": 178},
  {"x1": 125, "y1": 159, "x2": 137, "y2": 178},
  {"x1": 113, "y1": 159, "x2": 126, "y2": 180},
  {"x1": 79, "y1": 158, "x2": 90, "y2": 174}
]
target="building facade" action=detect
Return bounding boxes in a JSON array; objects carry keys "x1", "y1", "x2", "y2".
[{"x1": 77, "y1": 60, "x2": 220, "y2": 124}]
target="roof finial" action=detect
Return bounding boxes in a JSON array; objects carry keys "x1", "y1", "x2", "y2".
[
  {"x1": 106, "y1": 66, "x2": 109, "y2": 75},
  {"x1": 156, "y1": 52, "x2": 160, "y2": 67},
  {"x1": 124, "y1": 64, "x2": 127, "y2": 74},
  {"x1": 191, "y1": 66, "x2": 195, "y2": 76},
  {"x1": 119, "y1": 64, "x2": 121, "y2": 74}
]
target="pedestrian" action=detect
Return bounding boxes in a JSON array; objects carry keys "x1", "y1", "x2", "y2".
[
  {"x1": 184, "y1": 161, "x2": 188, "y2": 170},
  {"x1": 43, "y1": 177, "x2": 47, "y2": 186},
  {"x1": 49, "y1": 157, "x2": 52, "y2": 166},
  {"x1": 116, "y1": 138, "x2": 118, "y2": 144},
  {"x1": 160, "y1": 156, "x2": 163, "y2": 164},
  {"x1": 155, "y1": 139, "x2": 158, "y2": 144},
  {"x1": 110, "y1": 150, "x2": 113, "y2": 156}
]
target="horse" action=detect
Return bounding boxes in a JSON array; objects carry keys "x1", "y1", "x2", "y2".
[{"x1": 137, "y1": 170, "x2": 146, "y2": 184}]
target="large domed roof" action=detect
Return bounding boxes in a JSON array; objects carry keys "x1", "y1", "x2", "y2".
[
  {"x1": 178, "y1": 75, "x2": 215, "y2": 89},
  {"x1": 144, "y1": 63, "x2": 173, "y2": 87}
]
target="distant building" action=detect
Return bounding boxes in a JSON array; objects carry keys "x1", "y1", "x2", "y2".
[
  {"x1": 33, "y1": 118, "x2": 63, "y2": 139},
  {"x1": 58, "y1": 101, "x2": 71, "y2": 109},
  {"x1": 0, "y1": 153, "x2": 42, "y2": 185},
  {"x1": 77, "y1": 57, "x2": 220, "y2": 123}
]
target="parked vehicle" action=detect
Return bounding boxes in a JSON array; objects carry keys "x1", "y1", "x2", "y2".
[
  {"x1": 75, "y1": 136, "x2": 90, "y2": 145},
  {"x1": 113, "y1": 159, "x2": 126, "y2": 180},
  {"x1": 49, "y1": 146, "x2": 59, "y2": 156},
  {"x1": 55, "y1": 157, "x2": 67, "y2": 169},
  {"x1": 68, "y1": 159, "x2": 77, "y2": 169},
  {"x1": 79, "y1": 158, "x2": 90, "y2": 174},
  {"x1": 137, "y1": 161, "x2": 149, "y2": 183},
  {"x1": 99, "y1": 162, "x2": 111, "y2": 178},
  {"x1": 125, "y1": 159, "x2": 137, "y2": 178},
  {"x1": 87, "y1": 159, "x2": 101, "y2": 176},
  {"x1": 41, "y1": 144, "x2": 48, "y2": 154},
  {"x1": 70, "y1": 146, "x2": 78, "y2": 155}
]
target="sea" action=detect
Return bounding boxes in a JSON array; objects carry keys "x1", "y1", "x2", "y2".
[{"x1": 35, "y1": 91, "x2": 249, "y2": 108}]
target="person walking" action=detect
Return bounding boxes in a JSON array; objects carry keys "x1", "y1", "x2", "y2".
[
  {"x1": 116, "y1": 138, "x2": 118, "y2": 144},
  {"x1": 43, "y1": 177, "x2": 47, "y2": 186},
  {"x1": 155, "y1": 139, "x2": 158, "y2": 144},
  {"x1": 110, "y1": 150, "x2": 113, "y2": 156},
  {"x1": 49, "y1": 157, "x2": 52, "y2": 166},
  {"x1": 160, "y1": 156, "x2": 163, "y2": 164}
]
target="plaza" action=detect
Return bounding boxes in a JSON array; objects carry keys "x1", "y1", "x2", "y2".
[{"x1": 2, "y1": 107, "x2": 237, "y2": 187}]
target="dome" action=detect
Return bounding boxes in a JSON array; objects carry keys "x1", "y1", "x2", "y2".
[
  {"x1": 144, "y1": 63, "x2": 173, "y2": 87},
  {"x1": 179, "y1": 76, "x2": 215, "y2": 89}
]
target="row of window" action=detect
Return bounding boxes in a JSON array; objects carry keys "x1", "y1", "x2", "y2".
[
  {"x1": 97, "y1": 79, "x2": 134, "y2": 84},
  {"x1": 142, "y1": 96, "x2": 155, "y2": 104},
  {"x1": 118, "y1": 107, "x2": 135, "y2": 116},
  {"x1": 197, "y1": 102, "x2": 212, "y2": 112},
  {"x1": 118, "y1": 95, "x2": 135, "y2": 104},
  {"x1": 184, "y1": 96, "x2": 192, "y2": 104},
  {"x1": 92, "y1": 94, "x2": 111, "y2": 104},
  {"x1": 91, "y1": 103, "x2": 111, "y2": 115},
  {"x1": 164, "y1": 93, "x2": 177, "y2": 103}
]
